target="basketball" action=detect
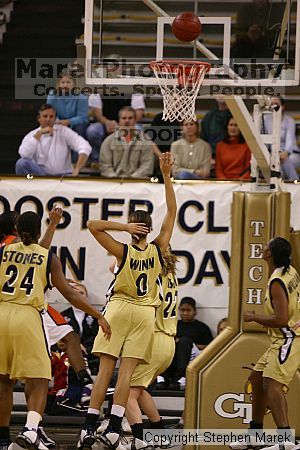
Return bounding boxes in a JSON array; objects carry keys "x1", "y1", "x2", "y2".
[{"x1": 172, "y1": 12, "x2": 202, "y2": 42}]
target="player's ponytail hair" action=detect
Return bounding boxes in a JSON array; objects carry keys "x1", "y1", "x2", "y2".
[
  {"x1": 269, "y1": 237, "x2": 292, "y2": 275},
  {"x1": 17, "y1": 211, "x2": 41, "y2": 246},
  {"x1": 162, "y1": 246, "x2": 178, "y2": 276},
  {"x1": 0, "y1": 211, "x2": 20, "y2": 242},
  {"x1": 128, "y1": 210, "x2": 152, "y2": 240}
]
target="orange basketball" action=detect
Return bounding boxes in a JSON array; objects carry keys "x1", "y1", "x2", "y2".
[{"x1": 172, "y1": 12, "x2": 202, "y2": 42}]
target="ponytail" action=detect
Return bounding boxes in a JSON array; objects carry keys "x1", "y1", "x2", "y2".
[
  {"x1": 162, "y1": 247, "x2": 178, "y2": 276},
  {"x1": 282, "y1": 256, "x2": 292, "y2": 275},
  {"x1": 19, "y1": 231, "x2": 35, "y2": 246}
]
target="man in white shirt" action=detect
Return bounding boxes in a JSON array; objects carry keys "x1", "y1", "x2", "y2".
[
  {"x1": 86, "y1": 94, "x2": 145, "y2": 162},
  {"x1": 16, "y1": 104, "x2": 92, "y2": 176},
  {"x1": 263, "y1": 97, "x2": 299, "y2": 180}
]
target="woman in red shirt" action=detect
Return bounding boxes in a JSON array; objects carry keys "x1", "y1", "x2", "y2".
[{"x1": 216, "y1": 116, "x2": 251, "y2": 180}]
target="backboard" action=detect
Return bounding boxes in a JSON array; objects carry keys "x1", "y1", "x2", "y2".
[{"x1": 81, "y1": 0, "x2": 300, "y2": 96}]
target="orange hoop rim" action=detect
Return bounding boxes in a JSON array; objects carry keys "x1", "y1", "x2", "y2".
[{"x1": 150, "y1": 59, "x2": 211, "y2": 74}]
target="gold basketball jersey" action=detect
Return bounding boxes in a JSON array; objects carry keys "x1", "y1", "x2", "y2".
[
  {"x1": 155, "y1": 272, "x2": 178, "y2": 336},
  {"x1": 107, "y1": 243, "x2": 163, "y2": 307},
  {"x1": 0, "y1": 242, "x2": 52, "y2": 311},
  {"x1": 264, "y1": 265, "x2": 300, "y2": 340}
]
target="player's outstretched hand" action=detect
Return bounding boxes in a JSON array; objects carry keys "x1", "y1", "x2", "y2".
[
  {"x1": 49, "y1": 204, "x2": 63, "y2": 226},
  {"x1": 159, "y1": 152, "x2": 174, "y2": 177},
  {"x1": 126, "y1": 222, "x2": 149, "y2": 236},
  {"x1": 98, "y1": 316, "x2": 111, "y2": 340}
]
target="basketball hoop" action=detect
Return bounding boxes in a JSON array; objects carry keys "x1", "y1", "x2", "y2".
[{"x1": 150, "y1": 60, "x2": 211, "y2": 122}]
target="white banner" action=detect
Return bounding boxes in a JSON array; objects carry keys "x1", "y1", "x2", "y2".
[{"x1": 1, "y1": 178, "x2": 299, "y2": 332}]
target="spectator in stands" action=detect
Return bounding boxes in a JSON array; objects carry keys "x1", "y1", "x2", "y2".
[
  {"x1": 99, "y1": 106, "x2": 154, "y2": 178},
  {"x1": 171, "y1": 120, "x2": 211, "y2": 180},
  {"x1": 86, "y1": 93, "x2": 145, "y2": 163},
  {"x1": 46, "y1": 71, "x2": 89, "y2": 138},
  {"x1": 15, "y1": 104, "x2": 91, "y2": 176},
  {"x1": 217, "y1": 317, "x2": 228, "y2": 334},
  {"x1": 215, "y1": 116, "x2": 251, "y2": 180},
  {"x1": 156, "y1": 297, "x2": 213, "y2": 391},
  {"x1": 46, "y1": 340, "x2": 90, "y2": 416},
  {"x1": 263, "y1": 97, "x2": 300, "y2": 180},
  {"x1": 61, "y1": 280, "x2": 99, "y2": 375},
  {"x1": 201, "y1": 99, "x2": 232, "y2": 171}
]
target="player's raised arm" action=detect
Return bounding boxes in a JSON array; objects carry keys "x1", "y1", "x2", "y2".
[
  {"x1": 154, "y1": 152, "x2": 177, "y2": 253},
  {"x1": 87, "y1": 220, "x2": 149, "y2": 263},
  {"x1": 50, "y1": 254, "x2": 111, "y2": 339},
  {"x1": 39, "y1": 205, "x2": 63, "y2": 249}
]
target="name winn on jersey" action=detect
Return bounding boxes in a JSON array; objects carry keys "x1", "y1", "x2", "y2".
[{"x1": 106, "y1": 243, "x2": 163, "y2": 307}]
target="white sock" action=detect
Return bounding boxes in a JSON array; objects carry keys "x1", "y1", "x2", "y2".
[
  {"x1": 88, "y1": 408, "x2": 100, "y2": 415},
  {"x1": 157, "y1": 376, "x2": 165, "y2": 383},
  {"x1": 25, "y1": 411, "x2": 42, "y2": 431},
  {"x1": 111, "y1": 404, "x2": 125, "y2": 417}
]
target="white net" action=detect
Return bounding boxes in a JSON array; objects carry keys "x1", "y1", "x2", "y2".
[{"x1": 150, "y1": 60, "x2": 210, "y2": 122}]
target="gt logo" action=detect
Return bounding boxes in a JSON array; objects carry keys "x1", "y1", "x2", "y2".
[{"x1": 214, "y1": 393, "x2": 252, "y2": 424}]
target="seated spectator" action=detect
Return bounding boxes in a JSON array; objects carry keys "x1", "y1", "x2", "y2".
[
  {"x1": 156, "y1": 297, "x2": 213, "y2": 391},
  {"x1": 61, "y1": 280, "x2": 99, "y2": 375},
  {"x1": 46, "y1": 340, "x2": 90, "y2": 416},
  {"x1": 99, "y1": 106, "x2": 154, "y2": 178},
  {"x1": 215, "y1": 116, "x2": 251, "y2": 180},
  {"x1": 200, "y1": 99, "x2": 232, "y2": 167},
  {"x1": 171, "y1": 120, "x2": 211, "y2": 180},
  {"x1": 46, "y1": 70, "x2": 89, "y2": 138},
  {"x1": 217, "y1": 317, "x2": 228, "y2": 334},
  {"x1": 16, "y1": 104, "x2": 91, "y2": 176},
  {"x1": 86, "y1": 93, "x2": 145, "y2": 163},
  {"x1": 263, "y1": 97, "x2": 299, "y2": 181}
]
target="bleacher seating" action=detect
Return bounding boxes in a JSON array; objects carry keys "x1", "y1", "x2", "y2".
[
  {"x1": 12, "y1": 383, "x2": 184, "y2": 426},
  {"x1": 0, "y1": 0, "x2": 299, "y2": 170}
]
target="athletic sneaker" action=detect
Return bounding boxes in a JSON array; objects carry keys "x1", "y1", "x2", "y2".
[
  {"x1": 37, "y1": 428, "x2": 56, "y2": 449},
  {"x1": 121, "y1": 418, "x2": 132, "y2": 434},
  {"x1": 0, "y1": 440, "x2": 11, "y2": 450},
  {"x1": 154, "y1": 440, "x2": 172, "y2": 449},
  {"x1": 97, "y1": 418, "x2": 131, "y2": 435},
  {"x1": 15, "y1": 427, "x2": 40, "y2": 449},
  {"x1": 96, "y1": 419, "x2": 110, "y2": 435},
  {"x1": 99, "y1": 427, "x2": 126, "y2": 450},
  {"x1": 77, "y1": 426, "x2": 96, "y2": 449},
  {"x1": 229, "y1": 434, "x2": 265, "y2": 449},
  {"x1": 8, "y1": 443, "x2": 32, "y2": 450},
  {"x1": 125, "y1": 437, "x2": 154, "y2": 450},
  {"x1": 262, "y1": 443, "x2": 297, "y2": 450}
]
